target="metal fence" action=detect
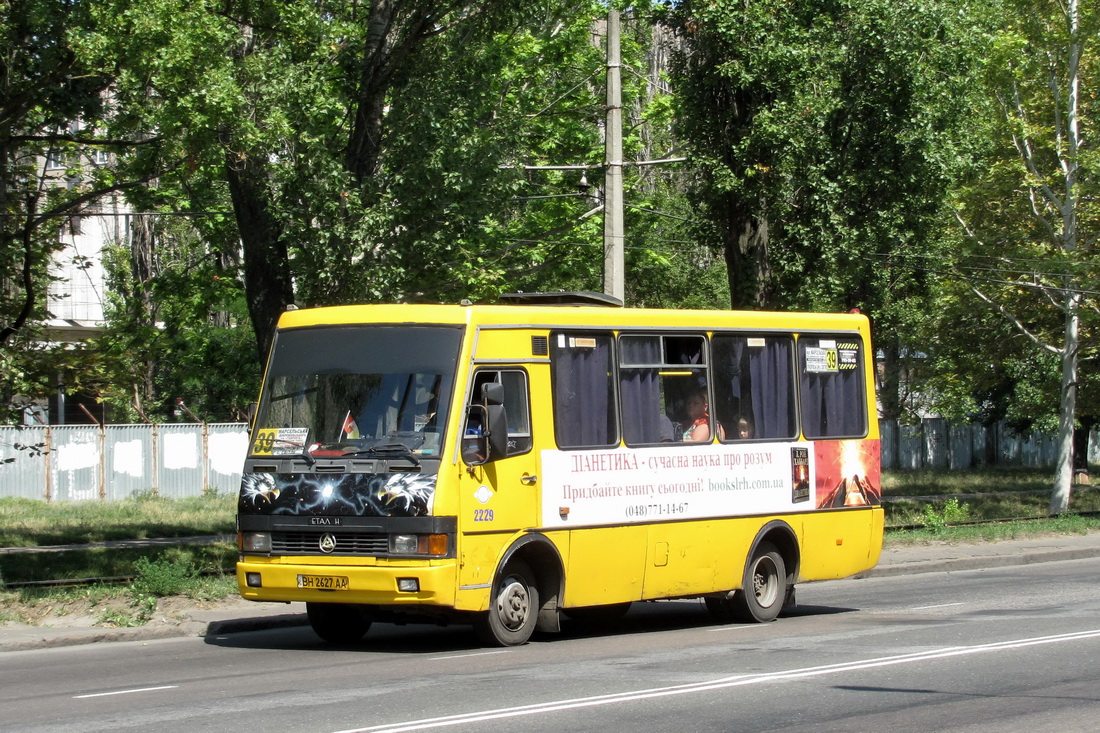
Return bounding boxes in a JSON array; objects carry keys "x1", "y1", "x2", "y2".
[
  {"x1": 879, "y1": 418, "x2": 1093, "y2": 471},
  {"x1": 0, "y1": 419, "x2": 1087, "y2": 501},
  {"x1": 0, "y1": 423, "x2": 249, "y2": 501}
]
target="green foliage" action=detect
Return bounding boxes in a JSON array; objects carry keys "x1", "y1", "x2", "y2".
[
  {"x1": 931, "y1": 0, "x2": 1100, "y2": 441},
  {"x1": 920, "y1": 498, "x2": 972, "y2": 532},
  {"x1": 17, "y1": 0, "x2": 1094, "y2": 445},
  {"x1": 662, "y1": 0, "x2": 986, "y2": 422},
  {"x1": 130, "y1": 556, "x2": 199, "y2": 597}
]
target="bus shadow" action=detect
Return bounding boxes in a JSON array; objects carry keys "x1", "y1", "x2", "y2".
[
  {"x1": 203, "y1": 600, "x2": 859, "y2": 654},
  {"x1": 553, "y1": 599, "x2": 858, "y2": 640}
]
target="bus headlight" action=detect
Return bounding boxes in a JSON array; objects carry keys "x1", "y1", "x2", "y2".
[
  {"x1": 390, "y1": 534, "x2": 448, "y2": 556},
  {"x1": 241, "y1": 532, "x2": 272, "y2": 553},
  {"x1": 391, "y1": 534, "x2": 419, "y2": 554}
]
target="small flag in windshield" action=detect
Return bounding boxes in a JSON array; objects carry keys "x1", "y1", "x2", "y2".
[{"x1": 342, "y1": 411, "x2": 360, "y2": 439}]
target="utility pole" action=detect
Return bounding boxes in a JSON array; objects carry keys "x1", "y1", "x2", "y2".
[
  {"x1": 602, "y1": 8, "x2": 624, "y2": 301},
  {"x1": 506, "y1": 10, "x2": 683, "y2": 301}
]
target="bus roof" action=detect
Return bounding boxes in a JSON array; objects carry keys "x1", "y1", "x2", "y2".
[{"x1": 275, "y1": 296, "x2": 869, "y2": 334}]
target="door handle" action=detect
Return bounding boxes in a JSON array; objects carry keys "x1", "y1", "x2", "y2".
[{"x1": 520, "y1": 474, "x2": 537, "y2": 485}]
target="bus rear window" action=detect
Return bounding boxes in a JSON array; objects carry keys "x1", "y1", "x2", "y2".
[{"x1": 798, "y1": 336, "x2": 867, "y2": 439}]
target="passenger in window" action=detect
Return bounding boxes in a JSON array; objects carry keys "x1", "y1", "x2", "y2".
[
  {"x1": 736, "y1": 418, "x2": 753, "y2": 440},
  {"x1": 684, "y1": 390, "x2": 723, "y2": 442}
]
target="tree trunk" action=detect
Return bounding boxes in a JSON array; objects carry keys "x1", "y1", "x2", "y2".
[
  {"x1": 722, "y1": 201, "x2": 771, "y2": 310},
  {"x1": 878, "y1": 335, "x2": 902, "y2": 422},
  {"x1": 345, "y1": 0, "x2": 399, "y2": 187},
  {"x1": 129, "y1": 215, "x2": 157, "y2": 410},
  {"x1": 223, "y1": 151, "x2": 294, "y2": 361},
  {"x1": 1050, "y1": 291, "x2": 1080, "y2": 514},
  {"x1": 1072, "y1": 413, "x2": 1094, "y2": 483}
]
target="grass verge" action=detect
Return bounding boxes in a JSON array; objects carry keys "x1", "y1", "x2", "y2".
[
  {"x1": 0, "y1": 493, "x2": 238, "y2": 627},
  {"x1": 0, "y1": 493, "x2": 236, "y2": 547},
  {"x1": 882, "y1": 467, "x2": 1100, "y2": 527},
  {"x1": 0, "y1": 571, "x2": 238, "y2": 627}
]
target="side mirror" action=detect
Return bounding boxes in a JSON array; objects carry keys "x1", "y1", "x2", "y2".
[
  {"x1": 482, "y1": 382, "x2": 504, "y2": 406},
  {"x1": 462, "y1": 384, "x2": 510, "y2": 465},
  {"x1": 481, "y1": 383, "x2": 508, "y2": 460},
  {"x1": 462, "y1": 405, "x2": 489, "y2": 465}
]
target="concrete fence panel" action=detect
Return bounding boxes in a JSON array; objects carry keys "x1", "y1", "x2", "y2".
[
  {"x1": 104, "y1": 425, "x2": 155, "y2": 500},
  {"x1": 0, "y1": 426, "x2": 49, "y2": 500},
  {"x1": 0, "y1": 423, "x2": 249, "y2": 502}
]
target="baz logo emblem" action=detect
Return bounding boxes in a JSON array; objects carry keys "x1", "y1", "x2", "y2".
[{"x1": 319, "y1": 533, "x2": 337, "y2": 553}]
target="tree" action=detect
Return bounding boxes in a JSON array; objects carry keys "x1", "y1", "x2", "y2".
[
  {"x1": 662, "y1": 0, "x2": 981, "y2": 421},
  {"x1": 952, "y1": 0, "x2": 1098, "y2": 513},
  {"x1": 0, "y1": 0, "x2": 168, "y2": 419}
]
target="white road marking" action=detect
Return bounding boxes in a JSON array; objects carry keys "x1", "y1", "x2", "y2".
[
  {"x1": 74, "y1": 685, "x2": 178, "y2": 699},
  {"x1": 708, "y1": 624, "x2": 762, "y2": 632},
  {"x1": 429, "y1": 650, "x2": 510, "y2": 661},
  {"x1": 911, "y1": 602, "x2": 966, "y2": 610},
  {"x1": 334, "y1": 629, "x2": 1100, "y2": 733}
]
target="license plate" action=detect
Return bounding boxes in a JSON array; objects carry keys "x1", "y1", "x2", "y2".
[{"x1": 297, "y1": 574, "x2": 349, "y2": 590}]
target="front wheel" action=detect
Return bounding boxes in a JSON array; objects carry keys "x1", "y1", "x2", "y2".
[
  {"x1": 730, "y1": 541, "x2": 786, "y2": 623},
  {"x1": 474, "y1": 561, "x2": 539, "y2": 646},
  {"x1": 306, "y1": 602, "x2": 372, "y2": 644}
]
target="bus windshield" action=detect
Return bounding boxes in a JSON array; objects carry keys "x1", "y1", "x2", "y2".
[{"x1": 251, "y1": 325, "x2": 463, "y2": 459}]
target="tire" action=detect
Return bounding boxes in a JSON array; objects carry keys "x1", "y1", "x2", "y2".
[
  {"x1": 306, "y1": 602, "x2": 372, "y2": 644},
  {"x1": 474, "y1": 561, "x2": 539, "y2": 646},
  {"x1": 730, "y1": 541, "x2": 786, "y2": 623}
]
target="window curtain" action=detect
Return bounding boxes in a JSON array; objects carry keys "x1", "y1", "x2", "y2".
[
  {"x1": 620, "y1": 337, "x2": 663, "y2": 444},
  {"x1": 552, "y1": 334, "x2": 615, "y2": 447},
  {"x1": 750, "y1": 339, "x2": 794, "y2": 439}
]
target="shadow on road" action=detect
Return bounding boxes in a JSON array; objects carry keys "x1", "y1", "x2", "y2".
[{"x1": 203, "y1": 599, "x2": 860, "y2": 654}]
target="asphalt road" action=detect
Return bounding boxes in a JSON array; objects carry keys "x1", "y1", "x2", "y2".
[{"x1": 1, "y1": 556, "x2": 1098, "y2": 732}]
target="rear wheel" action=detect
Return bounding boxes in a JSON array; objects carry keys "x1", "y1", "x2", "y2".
[
  {"x1": 474, "y1": 561, "x2": 539, "y2": 646},
  {"x1": 306, "y1": 602, "x2": 371, "y2": 644},
  {"x1": 730, "y1": 541, "x2": 786, "y2": 623}
]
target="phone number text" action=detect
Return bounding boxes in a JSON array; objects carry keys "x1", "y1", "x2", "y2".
[{"x1": 625, "y1": 503, "x2": 689, "y2": 519}]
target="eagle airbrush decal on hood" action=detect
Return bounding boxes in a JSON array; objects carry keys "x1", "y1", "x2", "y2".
[{"x1": 238, "y1": 472, "x2": 437, "y2": 517}]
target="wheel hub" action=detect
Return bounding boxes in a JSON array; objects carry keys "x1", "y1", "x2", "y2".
[
  {"x1": 752, "y1": 557, "x2": 779, "y2": 605},
  {"x1": 497, "y1": 579, "x2": 530, "y2": 630}
]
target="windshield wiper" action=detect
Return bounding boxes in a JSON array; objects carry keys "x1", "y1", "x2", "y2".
[{"x1": 342, "y1": 443, "x2": 421, "y2": 466}]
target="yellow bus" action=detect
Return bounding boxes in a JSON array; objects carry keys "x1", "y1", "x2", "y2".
[{"x1": 236, "y1": 292, "x2": 883, "y2": 646}]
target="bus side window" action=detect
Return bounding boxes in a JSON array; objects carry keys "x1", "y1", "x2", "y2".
[
  {"x1": 499, "y1": 370, "x2": 532, "y2": 455},
  {"x1": 465, "y1": 369, "x2": 532, "y2": 459},
  {"x1": 551, "y1": 332, "x2": 617, "y2": 448},
  {"x1": 712, "y1": 334, "x2": 797, "y2": 441},
  {"x1": 620, "y1": 334, "x2": 708, "y2": 446}
]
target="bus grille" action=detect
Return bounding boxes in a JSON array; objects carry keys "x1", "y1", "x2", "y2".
[{"x1": 272, "y1": 531, "x2": 388, "y2": 556}]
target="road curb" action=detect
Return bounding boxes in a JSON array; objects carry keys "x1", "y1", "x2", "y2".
[
  {"x1": 205, "y1": 612, "x2": 308, "y2": 636},
  {"x1": 858, "y1": 546, "x2": 1100, "y2": 578}
]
